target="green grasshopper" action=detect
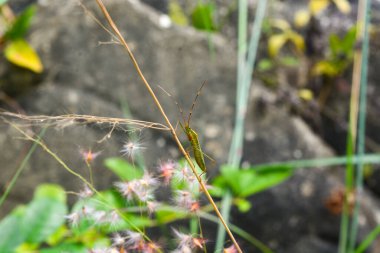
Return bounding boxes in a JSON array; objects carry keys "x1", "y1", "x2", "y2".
[{"x1": 159, "y1": 81, "x2": 211, "y2": 175}]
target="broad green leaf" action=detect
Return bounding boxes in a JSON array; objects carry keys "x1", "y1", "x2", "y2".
[
  {"x1": 0, "y1": 206, "x2": 26, "y2": 252},
  {"x1": 239, "y1": 167, "x2": 293, "y2": 197},
  {"x1": 104, "y1": 157, "x2": 143, "y2": 181},
  {"x1": 268, "y1": 34, "x2": 288, "y2": 57},
  {"x1": 169, "y1": 0, "x2": 188, "y2": 26},
  {"x1": 40, "y1": 243, "x2": 87, "y2": 253},
  {"x1": 217, "y1": 165, "x2": 293, "y2": 197},
  {"x1": 309, "y1": 0, "x2": 329, "y2": 15},
  {"x1": 191, "y1": 3, "x2": 216, "y2": 31},
  {"x1": 22, "y1": 184, "x2": 67, "y2": 244},
  {"x1": 332, "y1": 0, "x2": 351, "y2": 14},
  {"x1": 5, "y1": 6, "x2": 36, "y2": 40},
  {"x1": 4, "y1": 39, "x2": 43, "y2": 73}
]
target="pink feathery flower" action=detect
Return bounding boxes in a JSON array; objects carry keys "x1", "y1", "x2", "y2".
[
  {"x1": 174, "y1": 190, "x2": 195, "y2": 211},
  {"x1": 172, "y1": 228, "x2": 207, "y2": 251},
  {"x1": 158, "y1": 160, "x2": 176, "y2": 185},
  {"x1": 224, "y1": 245, "x2": 238, "y2": 253},
  {"x1": 80, "y1": 149, "x2": 102, "y2": 164}
]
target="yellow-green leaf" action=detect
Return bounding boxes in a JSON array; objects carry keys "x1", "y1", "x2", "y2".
[
  {"x1": 298, "y1": 89, "x2": 314, "y2": 101},
  {"x1": 332, "y1": 0, "x2": 351, "y2": 14},
  {"x1": 169, "y1": 0, "x2": 188, "y2": 26},
  {"x1": 4, "y1": 39, "x2": 43, "y2": 73},
  {"x1": 309, "y1": 0, "x2": 330, "y2": 15},
  {"x1": 268, "y1": 34, "x2": 288, "y2": 57},
  {"x1": 294, "y1": 10, "x2": 311, "y2": 28},
  {"x1": 288, "y1": 31, "x2": 305, "y2": 53},
  {"x1": 270, "y1": 19, "x2": 290, "y2": 31},
  {"x1": 312, "y1": 61, "x2": 339, "y2": 76}
]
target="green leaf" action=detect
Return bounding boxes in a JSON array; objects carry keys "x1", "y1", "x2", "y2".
[
  {"x1": 257, "y1": 59, "x2": 274, "y2": 71},
  {"x1": 104, "y1": 157, "x2": 143, "y2": 181},
  {"x1": 4, "y1": 39, "x2": 43, "y2": 73},
  {"x1": 0, "y1": 206, "x2": 26, "y2": 252},
  {"x1": 239, "y1": 166, "x2": 293, "y2": 197},
  {"x1": 355, "y1": 225, "x2": 380, "y2": 253},
  {"x1": 279, "y1": 56, "x2": 299, "y2": 67},
  {"x1": 155, "y1": 208, "x2": 187, "y2": 224},
  {"x1": 45, "y1": 225, "x2": 68, "y2": 246},
  {"x1": 341, "y1": 26, "x2": 356, "y2": 54},
  {"x1": 39, "y1": 243, "x2": 88, "y2": 253},
  {"x1": 191, "y1": 3, "x2": 216, "y2": 31},
  {"x1": 0, "y1": 0, "x2": 8, "y2": 5},
  {"x1": 329, "y1": 34, "x2": 341, "y2": 57},
  {"x1": 217, "y1": 165, "x2": 293, "y2": 197},
  {"x1": 5, "y1": 6, "x2": 36, "y2": 40},
  {"x1": 234, "y1": 198, "x2": 252, "y2": 212},
  {"x1": 22, "y1": 184, "x2": 67, "y2": 244}
]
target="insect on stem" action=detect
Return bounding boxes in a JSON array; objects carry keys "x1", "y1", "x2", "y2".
[{"x1": 158, "y1": 82, "x2": 209, "y2": 175}]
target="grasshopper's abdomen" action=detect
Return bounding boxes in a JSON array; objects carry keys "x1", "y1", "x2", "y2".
[{"x1": 185, "y1": 126, "x2": 206, "y2": 173}]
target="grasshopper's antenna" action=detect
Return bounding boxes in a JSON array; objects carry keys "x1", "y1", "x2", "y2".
[
  {"x1": 187, "y1": 80, "x2": 207, "y2": 126},
  {"x1": 157, "y1": 85, "x2": 186, "y2": 125}
]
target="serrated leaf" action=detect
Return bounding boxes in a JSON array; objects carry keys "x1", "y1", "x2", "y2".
[
  {"x1": 104, "y1": 157, "x2": 143, "y2": 181},
  {"x1": 294, "y1": 10, "x2": 310, "y2": 28},
  {"x1": 268, "y1": 34, "x2": 288, "y2": 57},
  {"x1": 5, "y1": 39, "x2": 43, "y2": 73},
  {"x1": 332, "y1": 0, "x2": 351, "y2": 14},
  {"x1": 0, "y1": 206, "x2": 26, "y2": 252},
  {"x1": 309, "y1": 0, "x2": 330, "y2": 15},
  {"x1": 22, "y1": 184, "x2": 67, "y2": 244},
  {"x1": 5, "y1": 6, "x2": 36, "y2": 40}
]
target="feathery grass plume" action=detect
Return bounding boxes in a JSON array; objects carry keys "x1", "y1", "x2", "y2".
[{"x1": 120, "y1": 138, "x2": 146, "y2": 162}]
